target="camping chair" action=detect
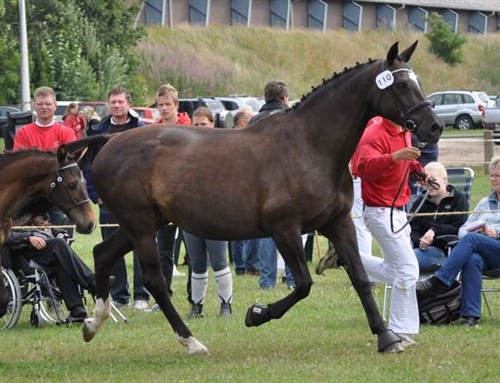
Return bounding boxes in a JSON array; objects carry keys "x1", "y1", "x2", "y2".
[
  {"x1": 480, "y1": 268, "x2": 500, "y2": 318},
  {"x1": 382, "y1": 167, "x2": 475, "y2": 321}
]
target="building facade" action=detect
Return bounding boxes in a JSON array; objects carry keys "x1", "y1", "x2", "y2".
[{"x1": 138, "y1": 0, "x2": 500, "y2": 34}]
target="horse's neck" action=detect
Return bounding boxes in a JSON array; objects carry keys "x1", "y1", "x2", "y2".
[
  {"x1": 0, "y1": 156, "x2": 54, "y2": 225},
  {"x1": 297, "y1": 73, "x2": 374, "y2": 167}
]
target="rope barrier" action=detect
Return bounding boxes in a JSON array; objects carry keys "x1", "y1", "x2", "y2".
[{"x1": 10, "y1": 209, "x2": 500, "y2": 230}]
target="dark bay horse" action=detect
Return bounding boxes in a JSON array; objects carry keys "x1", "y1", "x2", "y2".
[
  {"x1": 0, "y1": 146, "x2": 96, "y2": 317},
  {"x1": 68, "y1": 42, "x2": 442, "y2": 355}
]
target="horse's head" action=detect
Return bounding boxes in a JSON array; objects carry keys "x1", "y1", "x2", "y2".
[
  {"x1": 50, "y1": 145, "x2": 96, "y2": 234},
  {"x1": 373, "y1": 41, "x2": 443, "y2": 144}
]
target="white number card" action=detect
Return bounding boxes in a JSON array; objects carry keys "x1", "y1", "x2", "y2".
[{"x1": 375, "y1": 70, "x2": 394, "y2": 89}]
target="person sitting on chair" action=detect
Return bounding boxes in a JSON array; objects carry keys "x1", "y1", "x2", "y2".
[
  {"x1": 417, "y1": 156, "x2": 500, "y2": 326},
  {"x1": 410, "y1": 162, "x2": 468, "y2": 271},
  {"x1": 4, "y1": 214, "x2": 96, "y2": 322}
]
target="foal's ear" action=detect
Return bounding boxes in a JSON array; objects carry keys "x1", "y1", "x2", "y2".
[
  {"x1": 56, "y1": 145, "x2": 68, "y2": 164},
  {"x1": 397, "y1": 40, "x2": 418, "y2": 63},
  {"x1": 387, "y1": 42, "x2": 399, "y2": 65},
  {"x1": 69, "y1": 146, "x2": 89, "y2": 163}
]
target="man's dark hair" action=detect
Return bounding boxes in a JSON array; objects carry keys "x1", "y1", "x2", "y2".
[
  {"x1": 107, "y1": 86, "x2": 132, "y2": 104},
  {"x1": 264, "y1": 81, "x2": 289, "y2": 104}
]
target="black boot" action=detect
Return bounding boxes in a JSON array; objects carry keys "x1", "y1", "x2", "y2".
[
  {"x1": 416, "y1": 277, "x2": 450, "y2": 299},
  {"x1": 186, "y1": 303, "x2": 204, "y2": 319}
]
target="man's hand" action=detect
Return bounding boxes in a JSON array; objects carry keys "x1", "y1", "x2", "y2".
[
  {"x1": 28, "y1": 236, "x2": 47, "y2": 250},
  {"x1": 392, "y1": 147, "x2": 421, "y2": 162},
  {"x1": 419, "y1": 229, "x2": 435, "y2": 250}
]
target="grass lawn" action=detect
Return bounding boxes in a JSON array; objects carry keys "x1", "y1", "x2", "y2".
[{"x1": 1, "y1": 138, "x2": 499, "y2": 382}]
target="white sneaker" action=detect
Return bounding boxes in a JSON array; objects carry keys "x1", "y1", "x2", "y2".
[
  {"x1": 132, "y1": 299, "x2": 149, "y2": 311},
  {"x1": 173, "y1": 265, "x2": 185, "y2": 277},
  {"x1": 396, "y1": 333, "x2": 416, "y2": 348}
]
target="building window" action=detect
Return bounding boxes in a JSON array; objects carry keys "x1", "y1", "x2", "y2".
[
  {"x1": 376, "y1": 4, "x2": 395, "y2": 30},
  {"x1": 145, "y1": 0, "x2": 163, "y2": 25},
  {"x1": 469, "y1": 11, "x2": 487, "y2": 34},
  {"x1": 270, "y1": 0, "x2": 290, "y2": 29},
  {"x1": 342, "y1": 1, "x2": 362, "y2": 32},
  {"x1": 308, "y1": 0, "x2": 327, "y2": 31},
  {"x1": 408, "y1": 6, "x2": 428, "y2": 33},
  {"x1": 189, "y1": 0, "x2": 209, "y2": 26},
  {"x1": 441, "y1": 9, "x2": 458, "y2": 33},
  {"x1": 231, "y1": 0, "x2": 251, "y2": 26}
]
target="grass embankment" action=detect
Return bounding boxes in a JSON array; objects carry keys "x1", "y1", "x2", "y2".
[{"x1": 137, "y1": 25, "x2": 499, "y2": 104}]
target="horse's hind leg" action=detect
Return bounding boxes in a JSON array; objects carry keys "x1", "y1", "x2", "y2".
[
  {"x1": 245, "y1": 228, "x2": 312, "y2": 326},
  {"x1": 83, "y1": 227, "x2": 133, "y2": 342},
  {"x1": 321, "y1": 216, "x2": 403, "y2": 353},
  {"x1": 132, "y1": 232, "x2": 208, "y2": 356}
]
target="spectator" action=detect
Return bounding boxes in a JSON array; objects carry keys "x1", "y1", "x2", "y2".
[
  {"x1": 417, "y1": 156, "x2": 500, "y2": 326},
  {"x1": 13, "y1": 86, "x2": 77, "y2": 235},
  {"x1": 247, "y1": 80, "x2": 295, "y2": 290},
  {"x1": 14, "y1": 86, "x2": 76, "y2": 151},
  {"x1": 151, "y1": 83, "x2": 191, "y2": 312},
  {"x1": 183, "y1": 106, "x2": 233, "y2": 318},
  {"x1": 82, "y1": 106, "x2": 101, "y2": 137},
  {"x1": 352, "y1": 116, "x2": 424, "y2": 349},
  {"x1": 5, "y1": 214, "x2": 95, "y2": 322},
  {"x1": 84, "y1": 86, "x2": 149, "y2": 311},
  {"x1": 410, "y1": 162, "x2": 468, "y2": 270},
  {"x1": 62, "y1": 102, "x2": 86, "y2": 139},
  {"x1": 233, "y1": 108, "x2": 255, "y2": 129}
]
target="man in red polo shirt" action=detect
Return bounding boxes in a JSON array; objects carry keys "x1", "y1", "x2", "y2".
[
  {"x1": 14, "y1": 86, "x2": 76, "y2": 151},
  {"x1": 352, "y1": 116, "x2": 423, "y2": 350}
]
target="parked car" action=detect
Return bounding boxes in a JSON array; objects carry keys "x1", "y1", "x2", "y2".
[
  {"x1": 427, "y1": 90, "x2": 491, "y2": 130},
  {"x1": 133, "y1": 107, "x2": 160, "y2": 125},
  {"x1": 0, "y1": 106, "x2": 22, "y2": 138}
]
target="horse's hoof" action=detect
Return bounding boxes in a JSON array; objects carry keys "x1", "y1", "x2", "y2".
[
  {"x1": 378, "y1": 329, "x2": 404, "y2": 353},
  {"x1": 176, "y1": 335, "x2": 210, "y2": 356},
  {"x1": 82, "y1": 318, "x2": 97, "y2": 342},
  {"x1": 245, "y1": 303, "x2": 271, "y2": 327}
]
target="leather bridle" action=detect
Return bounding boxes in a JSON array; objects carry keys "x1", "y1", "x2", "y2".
[{"x1": 49, "y1": 162, "x2": 91, "y2": 212}]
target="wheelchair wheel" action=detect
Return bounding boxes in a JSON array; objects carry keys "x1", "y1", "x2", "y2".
[
  {"x1": 1, "y1": 267, "x2": 23, "y2": 330},
  {"x1": 30, "y1": 305, "x2": 44, "y2": 328},
  {"x1": 37, "y1": 271, "x2": 68, "y2": 324}
]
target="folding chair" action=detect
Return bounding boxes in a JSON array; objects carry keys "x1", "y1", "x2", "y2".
[
  {"x1": 481, "y1": 268, "x2": 500, "y2": 318},
  {"x1": 382, "y1": 167, "x2": 475, "y2": 321}
]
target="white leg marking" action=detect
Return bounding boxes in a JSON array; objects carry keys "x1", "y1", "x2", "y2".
[
  {"x1": 176, "y1": 334, "x2": 209, "y2": 356},
  {"x1": 83, "y1": 297, "x2": 111, "y2": 342}
]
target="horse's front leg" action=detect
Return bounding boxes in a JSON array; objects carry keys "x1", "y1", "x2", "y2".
[
  {"x1": 83, "y1": 227, "x2": 132, "y2": 342},
  {"x1": 245, "y1": 228, "x2": 312, "y2": 326},
  {"x1": 133, "y1": 232, "x2": 208, "y2": 356},
  {"x1": 322, "y1": 216, "x2": 403, "y2": 353}
]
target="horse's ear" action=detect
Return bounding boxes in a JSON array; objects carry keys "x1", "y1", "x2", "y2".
[
  {"x1": 56, "y1": 145, "x2": 68, "y2": 164},
  {"x1": 386, "y1": 42, "x2": 399, "y2": 65},
  {"x1": 398, "y1": 40, "x2": 418, "y2": 63}
]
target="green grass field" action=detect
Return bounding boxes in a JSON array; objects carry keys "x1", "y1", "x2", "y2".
[{"x1": 1, "y1": 134, "x2": 499, "y2": 382}]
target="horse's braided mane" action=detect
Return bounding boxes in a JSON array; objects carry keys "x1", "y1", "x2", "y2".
[
  {"x1": 290, "y1": 58, "x2": 376, "y2": 111},
  {"x1": 0, "y1": 149, "x2": 53, "y2": 166}
]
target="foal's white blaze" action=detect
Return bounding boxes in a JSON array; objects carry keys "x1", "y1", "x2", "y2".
[
  {"x1": 176, "y1": 334, "x2": 209, "y2": 356},
  {"x1": 82, "y1": 297, "x2": 111, "y2": 342}
]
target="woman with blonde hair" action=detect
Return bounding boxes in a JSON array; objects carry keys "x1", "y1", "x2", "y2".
[{"x1": 82, "y1": 106, "x2": 101, "y2": 136}]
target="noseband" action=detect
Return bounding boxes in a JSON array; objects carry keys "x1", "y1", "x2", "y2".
[
  {"x1": 378, "y1": 66, "x2": 433, "y2": 133},
  {"x1": 49, "y1": 162, "x2": 91, "y2": 211}
]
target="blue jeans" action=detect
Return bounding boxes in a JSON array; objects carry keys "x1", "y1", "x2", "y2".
[
  {"x1": 413, "y1": 246, "x2": 446, "y2": 270},
  {"x1": 435, "y1": 233, "x2": 500, "y2": 318},
  {"x1": 99, "y1": 205, "x2": 149, "y2": 304},
  {"x1": 231, "y1": 240, "x2": 261, "y2": 275},
  {"x1": 257, "y1": 237, "x2": 277, "y2": 289}
]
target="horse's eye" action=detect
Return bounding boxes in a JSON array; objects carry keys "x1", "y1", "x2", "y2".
[{"x1": 68, "y1": 181, "x2": 78, "y2": 191}]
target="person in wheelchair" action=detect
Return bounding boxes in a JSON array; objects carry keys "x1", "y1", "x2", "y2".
[
  {"x1": 410, "y1": 162, "x2": 468, "y2": 270},
  {"x1": 4, "y1": 214, "x2": 96, "y2": 322}
]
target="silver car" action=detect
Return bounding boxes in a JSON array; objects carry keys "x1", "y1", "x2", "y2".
[{"x1": 427, "y1": 90, "x2": 491, "y2": 130}]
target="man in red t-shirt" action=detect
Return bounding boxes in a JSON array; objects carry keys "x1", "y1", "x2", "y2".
[
  {"x1": 352, "y1": 116, "x2": 423, "y2": 349},
  {"x1": 14, "y1": 86, "x2": 76, "y2": 152}
]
